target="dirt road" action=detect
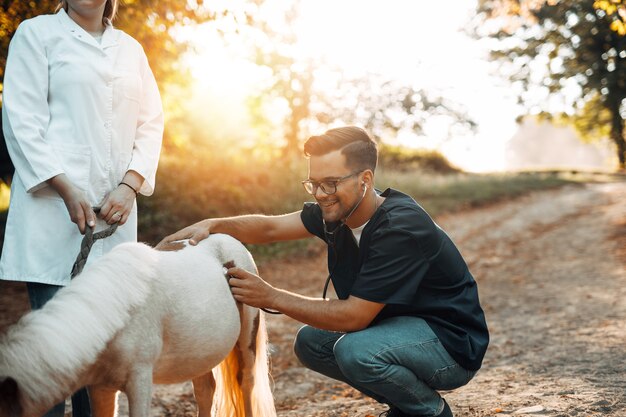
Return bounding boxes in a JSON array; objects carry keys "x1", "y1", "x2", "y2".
[{"x1": 1, "y1": 181, "x2": 625, "y2": 416}]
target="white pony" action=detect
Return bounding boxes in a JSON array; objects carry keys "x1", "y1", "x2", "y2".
[{"x1": 0, "y1": 234, "x2": 276, "y2": 417}]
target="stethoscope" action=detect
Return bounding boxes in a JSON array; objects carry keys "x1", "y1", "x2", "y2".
[
  {"x1": 321, "y1": 183, "x2": 368, "y2": 299},
  {"x1": 262, "y1": 183, "x2": 369, "y2": 315}
]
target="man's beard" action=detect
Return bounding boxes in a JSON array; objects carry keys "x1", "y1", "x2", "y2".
[{"x1": 319, "y1": 188, "x2": 366, "y2": 224}]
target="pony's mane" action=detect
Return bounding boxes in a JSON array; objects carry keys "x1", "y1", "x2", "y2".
[{"x1": 0, "y1": 242, "x2": 158, "y2": 406}]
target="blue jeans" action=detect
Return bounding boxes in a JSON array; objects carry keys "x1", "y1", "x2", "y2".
[
  {"x1": 294, "y1": 316, "x2": 476, "y2": 416},
  {"x1": 27, "y1": 282, "x2": 92, "y2": 417}
]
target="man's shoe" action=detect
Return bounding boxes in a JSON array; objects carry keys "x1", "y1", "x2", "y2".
[
  {"x1": 379, "y1": 399, "x2": 453, "y2": 417},
  {"x1": 437, "y1": 399, "x2": 453, "y2": 417},
  {"x1": 379, "y1": 406, "x2": 406, "y2": 417}
]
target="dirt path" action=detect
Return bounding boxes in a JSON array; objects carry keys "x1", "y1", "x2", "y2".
[{"x1": 1, "y1": 181, "x2": 625, "y2": 417}]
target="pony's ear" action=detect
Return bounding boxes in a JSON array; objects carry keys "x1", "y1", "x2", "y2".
[{"x1": 0, "y1": 377, "x2": 22, "y2": 417}]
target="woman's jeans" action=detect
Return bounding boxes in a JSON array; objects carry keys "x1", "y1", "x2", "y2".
[
  {"x1": 27, "y1": 282, "x2": 92, "y2": 417},
  {"x1": 294, "y1": 316, "x2": 476, "y2": 416}
]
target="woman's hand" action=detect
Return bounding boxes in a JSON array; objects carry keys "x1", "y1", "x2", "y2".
[
  {"x1": 100, "y1": 171, "x2": 143, "y2": 225},
  {"x1": 47, "y1": 174, "x2": 96, "y2": 234},
  {"x1": 99, "y1": 185, "x2": 136, "y2": 225},
  {"x1": 155, "y1": 219, "x2": 213, "y2": 249}
]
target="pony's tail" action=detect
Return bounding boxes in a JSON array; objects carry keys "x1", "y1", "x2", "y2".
[
  {"x1": 250, "y1": 312, "x2": 276, "y2": 417},
  {"x1": 213, "y1": 311, "x2": 276, "y2": 417},
  {"x1": 213, "y1": 348, "x2": 244, "y2": 417}
]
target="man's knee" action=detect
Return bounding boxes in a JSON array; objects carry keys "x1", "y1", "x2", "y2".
[
  {"x1": 293, "y1": 325, "x2": 314, "y2": 356},
  {"x1": 333, "y1": 335, "x2": 378, "y2": 382},
  {"x1": 293, "y1": 325, "x2": 319, "y2": 364}
]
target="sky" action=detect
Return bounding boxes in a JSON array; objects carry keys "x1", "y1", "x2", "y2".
[{"x1": 184, "y1": 0, "x2": 525, "y2": 172}]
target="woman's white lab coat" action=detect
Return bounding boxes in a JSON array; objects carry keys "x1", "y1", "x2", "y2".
[{"x1": 0, "y1": 9, "x2": 163, "y2": 285}]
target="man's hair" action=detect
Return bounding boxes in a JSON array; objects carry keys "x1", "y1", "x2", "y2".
[{"x1": 303, "y1": 126, "x2": 378, "y2": 173}]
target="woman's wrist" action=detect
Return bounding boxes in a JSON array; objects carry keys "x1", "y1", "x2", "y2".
[
  {"x1": 120, "y1": 170, "x2": 144, "y2": 196},
  {"x1": 47, "y1": 174, "x2": 76, "y2": 200},
  {"x1": 119, "y1": 181, "x2": 139, "y2": 195}
]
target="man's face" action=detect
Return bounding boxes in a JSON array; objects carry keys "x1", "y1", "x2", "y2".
[{"x1": 307, "y1": 150, "x2": 364, "y2": 223}]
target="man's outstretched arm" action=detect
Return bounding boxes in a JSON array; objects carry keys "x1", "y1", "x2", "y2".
[{"x1": 156, "y1": 211, "x2": 312, "y2": 248}]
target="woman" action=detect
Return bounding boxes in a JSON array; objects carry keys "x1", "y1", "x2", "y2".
[{"x1": 0, "y1": 1, "x2": 163, "y2": 416}]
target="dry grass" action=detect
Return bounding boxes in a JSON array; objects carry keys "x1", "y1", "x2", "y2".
[{"x1": 0, "y1": 151, "x2": 606, "y2": 257}]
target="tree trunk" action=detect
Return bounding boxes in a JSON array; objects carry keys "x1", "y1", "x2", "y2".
[
  {"x1": 609, "y1": 102, "x2": 626, "y2": 171},
  {"x1": 281, "y1": 106, "x2": 301, "y2": 160},
  {"x1": 616, "y1": 135, "x2": 626, "y2": 171}
]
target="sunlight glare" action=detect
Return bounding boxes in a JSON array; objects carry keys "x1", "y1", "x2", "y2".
[{"x1": 180, "y1": 0, "x2": 524, "y2": 171}]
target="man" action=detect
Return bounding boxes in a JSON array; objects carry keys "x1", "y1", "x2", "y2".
[{"x1": 158, "y1": 126, "x2": 489, "y2": 417}]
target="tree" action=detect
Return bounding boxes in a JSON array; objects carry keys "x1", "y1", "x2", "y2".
[
  {"x1": 476, "y1": 0, "x2": 626, "y2": 169},
  {"x1": 245, "y1": 1, "x2": 319, "y2": 159},
  {"x1": 317, "y1": 74, "x2": 477, "y2": 145},
  {"x1": 249, "y1": 2, "x2": 476, "y2": 159}
]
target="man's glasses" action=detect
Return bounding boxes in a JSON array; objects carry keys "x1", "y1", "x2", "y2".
[{"x1": 302, "y1": 172, "x2": 361, "y2": 195}]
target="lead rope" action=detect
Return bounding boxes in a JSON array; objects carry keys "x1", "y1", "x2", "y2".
[{"x1": 70, "y1": 207, "x2": 119, "y2": 279}]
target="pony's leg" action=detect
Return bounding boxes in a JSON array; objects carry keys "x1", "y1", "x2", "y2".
[
  {"x1": 237, "y1": 306, "x2": 260, "y2": 417},
  {"x1": 124, "y1": 366, "x2": 153, "y2": 417},
  {"x1": 89, "y1": 386, "x2": 117, "y2": 417},
  {"x1": 192, "y1": 372, "x2": 216, "y2": 417}
]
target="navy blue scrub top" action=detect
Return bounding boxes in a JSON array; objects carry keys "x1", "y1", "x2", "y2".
[{"x1": 300, "y1": 188, "x2": 489, "y2": 371}]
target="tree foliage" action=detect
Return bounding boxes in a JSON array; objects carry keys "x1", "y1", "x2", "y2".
[
  {"x1": 248, "y1": 2, "x2": 476, "y2": 158},
  {"x1": 320, "y1": 74, "x2": 477, "y2": 144},
  {"x1": 476, "y1": 0, "x2": 626, "y2": 169},
  {"x1": 593, "y1": 0, "x2": 626, "y2": 35},
  {"x1": 247, "y1": 2, "x2": 315, "y2": 159}
]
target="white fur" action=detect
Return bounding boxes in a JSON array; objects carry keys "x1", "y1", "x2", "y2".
[{"x1": 0, "y1": 234, "x2": 276, "y2": 417}]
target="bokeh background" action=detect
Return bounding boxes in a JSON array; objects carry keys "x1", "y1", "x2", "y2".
[
  {"x1": 0, "y1": 0, "x2": 624, "y2": 253},
  {"x1": 1, "y1": 3, "x2": 626, "y2": 416}
]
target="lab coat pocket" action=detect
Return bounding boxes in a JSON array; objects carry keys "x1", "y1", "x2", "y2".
[
  {"x1": 51, "y1": 143, "x2": 92, "y2": 192},
  {"x1": 115, "y1": 70, "x2": 141, "y2": 103}
]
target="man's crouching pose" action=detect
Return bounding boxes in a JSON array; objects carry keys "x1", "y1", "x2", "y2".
[{"x1": 158, "y1": 126, "x2": 489, "y2": 417}]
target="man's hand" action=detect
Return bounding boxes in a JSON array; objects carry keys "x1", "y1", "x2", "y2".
[
  {"x1": 227, "y1": 267, "x2": 278, "y2": 309},
  {"x1": 156, "y1": 219, "x2": 212, "y2": 249},
  {"x1": 228, "y1": 266, "x2": 385, "y2": 331},
  {"x1": 47, "y1": 174, "x2": 96, "y2": 234}
]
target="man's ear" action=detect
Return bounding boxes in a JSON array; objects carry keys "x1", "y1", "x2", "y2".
[
  {"x1": 361, "y1": 169, "x2": 374, "y2": 189},
  {"x1": 0, "y1": 377, "x2": 22, "y2": 417}
]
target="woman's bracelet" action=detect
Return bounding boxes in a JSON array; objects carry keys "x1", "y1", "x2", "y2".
[{"x1": 119, "y1": 181, "x2": 139, "y2": 195}]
